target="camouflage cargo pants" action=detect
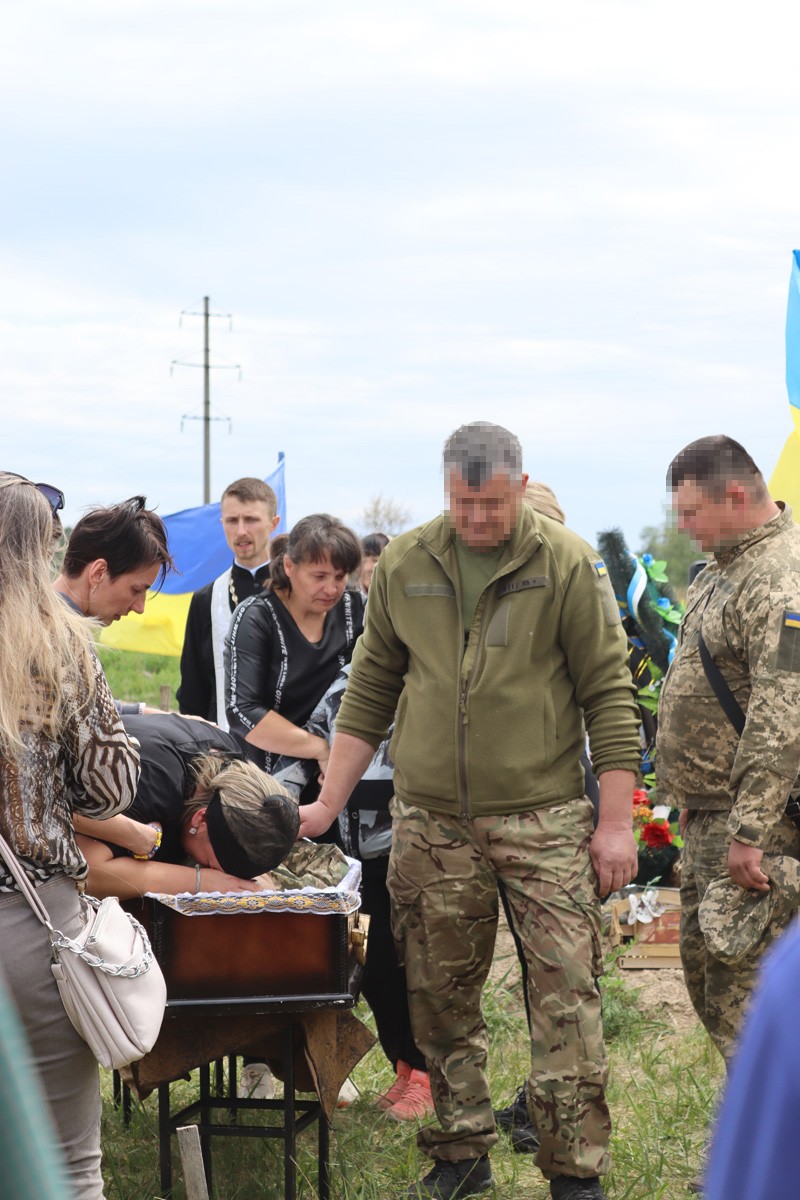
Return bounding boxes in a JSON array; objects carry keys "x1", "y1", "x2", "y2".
[
  {"x1": 681, "y1": 808, "x2": 800, "y2": 1064},
  {"x1": 387, "y1": 796, "x2": 610, "y2": 1179}
]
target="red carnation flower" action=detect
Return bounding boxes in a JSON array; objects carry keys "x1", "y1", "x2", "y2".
[{"x1": 640, "y1": 820, "x2": 673, "y2": 849}]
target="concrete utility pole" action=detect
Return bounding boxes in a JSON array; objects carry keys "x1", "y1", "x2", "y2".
[
  {"x1": 202, "y1": 296, "x2": 211, "y2": 503},
  {"x1": 173, "y1": 296, "x2": 241, "y2": 504}
]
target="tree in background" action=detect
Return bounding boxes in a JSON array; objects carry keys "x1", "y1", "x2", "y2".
[
  {"x1": 357, "y1": 494, "x2": 412, "y2": 536},
  {"x1": 638, "y1": 508, "x2": 702, "y2": 598}
]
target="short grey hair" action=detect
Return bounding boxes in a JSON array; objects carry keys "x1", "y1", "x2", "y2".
[{"x1": 443, "y1": 421, "x2": 523, "y2": 488}]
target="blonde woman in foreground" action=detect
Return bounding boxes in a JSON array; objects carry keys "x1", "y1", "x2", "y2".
[{"x1": 0, "y1": 472, "x2": 140, "y2": 1200}]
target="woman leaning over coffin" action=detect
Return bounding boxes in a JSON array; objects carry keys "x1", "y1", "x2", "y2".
[
  {"x1": 76, "y1": 711, "x2": 300, "y2": 901},
  {"x1": 0, "y1": 472, "x2": 140, "y2": 1200},
  {"x1": 225, "y1": 513, "x2": 364, "y2": 781}
]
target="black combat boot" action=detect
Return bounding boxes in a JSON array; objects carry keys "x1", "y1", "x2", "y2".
[
  {"x1": 492, "y1": 1084, "x2": 528, "y2": 1130},
  {"x1": 405, "y1": 1155, "x2": 493, "y2": 1200},
  {"x1": 510, "y1": 1123, "x2": 540, "y2": 1153},
  {"x1": 550, "y1": 1176, "x2": 607, "y2": 1200},
  {"x1": 493, "y1": 1083, "x2": 539, "y2": 1153}
]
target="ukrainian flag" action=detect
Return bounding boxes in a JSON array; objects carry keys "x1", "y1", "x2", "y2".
[
  {"x1": 770, "y1": 250, "x2": 800, "y2": 518},
  {"x1": 100, "y1": 456, "x2": 287, "y2": 657}
]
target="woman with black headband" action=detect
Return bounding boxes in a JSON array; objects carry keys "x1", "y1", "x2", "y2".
[{"x1": 74, "y1": 712, "x2": 299, "y2": 899}]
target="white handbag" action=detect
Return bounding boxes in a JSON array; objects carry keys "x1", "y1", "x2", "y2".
[{"x1": 0, "y1": 834, "x2": 167, "y2": 1069}]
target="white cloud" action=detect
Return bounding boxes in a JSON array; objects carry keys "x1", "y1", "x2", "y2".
[
  {"x1": 0, "y1": 0, "x2": 798, "y2": 557},
  {"x1": 4, "y1": 0, "x2": 799, "y2": 130}
]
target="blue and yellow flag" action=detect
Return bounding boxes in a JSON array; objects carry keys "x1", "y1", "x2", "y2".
[
  {"x1": 770, "y1": 250, "x2": 800, "y2": 517},
  {"x1": 100, "y1": 457, "x2": 287, "y2": 657}
]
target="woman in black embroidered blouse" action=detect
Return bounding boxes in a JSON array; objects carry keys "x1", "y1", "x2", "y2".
[{"x1": 226, "y1": 514, "x2": 364, "y2": 777}]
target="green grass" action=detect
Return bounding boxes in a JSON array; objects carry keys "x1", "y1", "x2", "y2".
[
  {"x1": 96, "y1": 645, "x2": 181, "y2": 710},
  {"x1": 607, "y1": 1026, "x2": 721, "y2": 1199},
  {"x1": 98, "y1": 977, "x2": 722, "y2": 1200},
  {"x1": 90, "y1": 655, "x2": 721, "y2": 1198}
]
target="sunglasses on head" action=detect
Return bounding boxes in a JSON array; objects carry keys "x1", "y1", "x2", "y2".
[
  {"x1": 35, "y1": 483, "x2": 65, "y2": 515},
  {"x1": 2, "y1": 473, "x2": 65, "y2": 515}
]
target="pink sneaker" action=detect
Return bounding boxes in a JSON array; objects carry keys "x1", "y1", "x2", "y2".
[
  {"x1": 375, "y1": 1060, "x2": 412, "y2": 1111},
  {"x1": 386, "y1": 1068, "x2": 434, "y2": 1121}
]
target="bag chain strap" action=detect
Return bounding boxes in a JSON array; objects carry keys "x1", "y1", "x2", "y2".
[{"x1": 0, "y1": 832, "x2": 154, "y2": 978}]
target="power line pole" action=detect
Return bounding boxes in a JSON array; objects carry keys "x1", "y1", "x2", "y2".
[
  {"x1": 172, "y1": 296, "x2": 241, "y2": 504},
  {"x1": 202, "y1": 296, "x2": 211, "y2": 504}
]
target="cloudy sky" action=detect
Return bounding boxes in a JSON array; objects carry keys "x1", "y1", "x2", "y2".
[{"x1": 2, "y1": 0, "x2": 799, "y2": 553}]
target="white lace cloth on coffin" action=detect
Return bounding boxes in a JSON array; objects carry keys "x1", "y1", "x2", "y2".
[{"x1": 145, "y1": 857, "x2": 362, "y2": 917}]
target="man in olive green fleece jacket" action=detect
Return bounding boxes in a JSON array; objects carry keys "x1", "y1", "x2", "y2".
[{"x1": 300, "y1": 422, "x2": 641, "y2": 1200}]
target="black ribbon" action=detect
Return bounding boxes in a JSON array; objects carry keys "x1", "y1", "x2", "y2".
[{"x1": 204, "y1": 791, "x2": 260, "y2": 879}]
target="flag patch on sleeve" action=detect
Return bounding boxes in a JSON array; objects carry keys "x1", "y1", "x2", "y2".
[
  {"x1": 592, "y1": 560, "x2": 620, "y2": 625},
  {"x1": 778, "y1": 610, "x2": 800, "y2": 672}
]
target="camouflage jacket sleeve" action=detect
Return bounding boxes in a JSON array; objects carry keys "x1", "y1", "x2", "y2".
[{"x1": 727, "y1": 574, "x2": 800, "y2": 846}]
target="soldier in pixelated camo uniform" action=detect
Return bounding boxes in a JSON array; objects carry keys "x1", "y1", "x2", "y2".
[
  {"x1": 299, "y1": 422, "x2": 642, "y2": 1200},
  {"x1": 657, "y1": 435, "x2": 800, "y2": 1066}
]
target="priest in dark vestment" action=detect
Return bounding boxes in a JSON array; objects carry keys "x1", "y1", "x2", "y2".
[{"x1": 177, "y1": 477, "x2": 279, "y2": 726}]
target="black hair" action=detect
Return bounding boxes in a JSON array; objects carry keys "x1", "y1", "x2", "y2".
[
  {"x1": 361, "y1": 532, "x2": 390, "y2": 557},
  {"x1": 268, "y1": 514, "x2": 361, "y2": 593},
  {"x1": 63, "y1": 496, "x2": 174, "y2": 587},
  {"x1": 667, "y1": 436, "x2": 765, "y2": 498}
]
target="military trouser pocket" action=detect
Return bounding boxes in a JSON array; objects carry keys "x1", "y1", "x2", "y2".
[
  {"x1": 570, "y1": 850, "x2": 604, "y2": 979},
  {"x1": 386, "y1": 858, "x2": 423, "y2": 970},
  {"x1": 576, "y1": 898, "x2": 604, "y2": 979}
]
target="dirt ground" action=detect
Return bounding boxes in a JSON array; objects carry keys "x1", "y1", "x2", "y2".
[
  {"x1": 621, "y1": 965, "x2": 698, "y2": 1032},
  {"x1": 491, "y1": 908, "x2": 699, "y2": 1033}
]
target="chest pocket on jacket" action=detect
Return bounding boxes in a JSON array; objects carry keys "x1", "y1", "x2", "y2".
[
  {"x1": 703, "y1": 588, "x2": 745, "y2": 669},
  {"x1": 486, "y1": 602, "x2": 511, "y2": 647},
  {"x1": 487, "y1": 577, "x2": 549, "y2": 647}
]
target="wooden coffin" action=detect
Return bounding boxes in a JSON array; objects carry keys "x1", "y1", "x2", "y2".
[{"x1": 127, "y1": 897, "x2": 358, "y2": 1004}]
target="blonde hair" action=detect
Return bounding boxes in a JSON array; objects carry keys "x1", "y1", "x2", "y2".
[
  {"x1": 524, "y1": 480, "x2": 565, "y2": 525},
  {"x1": 186, "y1": 753, "x2": 299, "y2": 875},
  {"x1": 184, "y1": 755, "x2": 290, "y2": 825},
  {"x1": 0, "y1": 474, "x2": 96, "y2": 756}
]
